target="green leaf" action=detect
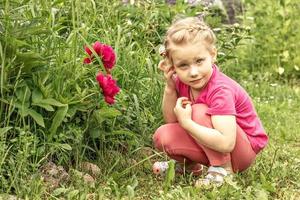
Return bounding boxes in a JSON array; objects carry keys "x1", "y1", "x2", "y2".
[
  {"x1": 126, "y1": 185, "x2": 135, "y2": 198},
  {"x1": 100, "y1": 107, "x2": 122, "y2": 118},
  {"x1": 163, "y1": 160, "x2": 175, "y2": 191},
  {"x1": 16, "y1": 51, "x2": 42, "y2": 61},
  {"x1": 60, "y1": 143, "x2": 72, "y2": 151},
  {"x1": 32, "y1": 89, "x2": 43, "y2": 102},
  {"x1": 11, "y1": 38, "x2": 29, "y2": 48},
  {"x1": 0, "y1": 127, "x2": 12, "y2": 136},
  {"x1": 89, "y1": 129, "x2": 101, "y2": 139},
  {"x1": 49, "y1": 105, "x2": 68, "y2": 135},
  {"x1": 93, "y1": 107, "x2": 122, "y2": 123},
  {"x1": 27, "y1": 109, "x2": 45, "y2": 127},
  {"x1": 260, "y1": 172, "x2": 276, "y2": 193},
  {"x1": 52, "y1": 187, "x2": 68, "y2": 196},
  {"x1": 255, "y1": 189, "x2": 269, "y2": 200},
  {"x1": 15, "y1": 86, "x2": 31, "y2": 103},
  {"x1": 15, "y1": 103, "x2": 30, "y2": 117},
  {"x1": 32, "y1": 92, "x2": 64, "y2": 110},
  {"x1": 67, "y1": 189, "x2": 79, "y2": 199},
  {"x1": 66, "y1": 105, "x2": 77, "y2": 118},
  {"x1": 16, "y1": 52, "x2": 45, "y2": 72},
  {"x1": 32, "y1": 102, "x2": 54, "y2": 111},
  {"x1": 39, "y1": 98, "x2": 66, "y2": 107},
  {"x1": 110, "y1": 130, "x2": 136, "y2": 138},
  {"x1": 14, "y1": 100, "x2": 30, "y2": 117}
]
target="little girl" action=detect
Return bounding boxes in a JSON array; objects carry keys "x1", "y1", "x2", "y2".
[{"x1": 152, "y1": 17, "x2": 268, "y2": 186}]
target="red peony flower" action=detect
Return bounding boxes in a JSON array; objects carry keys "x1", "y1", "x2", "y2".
[
  {"x1": 84, "y1": 41, "x2": 116, "y2": 70},
  {"x1": 93, "y1": 41, "x2": 102, "y2": 56},
  {"x1": 100, "y1": 45, "x2": 116, "y2": 69},
  {"x1": 104, "y1": 96, "x2": 115, "y2": 105},
  {"x1": 96, "y1": 72, "x2": 120, "y2": 105},
  {"x1": 83, "y1": 41, "x2": 120, "y2": 105}
]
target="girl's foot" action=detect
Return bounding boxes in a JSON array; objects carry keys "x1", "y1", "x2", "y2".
[
  {"x1": 195, "y1": 166, "x2": 232, "y2": 187},
  {"x1": 152, "y1": 161, "x2": 203, "y2": 176}
]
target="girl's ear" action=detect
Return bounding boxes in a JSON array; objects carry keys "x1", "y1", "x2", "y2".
[
  {"x1": 158, "y1": 59, "x2": 172, "y2": 72},
  {"x1": 210, "y1": 46, "x2": 217, "y2": 62},
  {"x1": 158, "y1": 60, "x2": 167, "y2": 71}
]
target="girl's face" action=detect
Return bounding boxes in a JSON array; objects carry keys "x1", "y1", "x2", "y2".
[{"x1": 170, "y1": 41, "x2": 216, "y2": 91}]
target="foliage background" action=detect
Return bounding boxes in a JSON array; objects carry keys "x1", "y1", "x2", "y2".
[{"x1": 0, "y1": 0, "x2": 299, "y2": 199}]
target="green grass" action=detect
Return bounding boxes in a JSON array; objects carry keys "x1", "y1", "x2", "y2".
[{"x1": 0, "y1": 0, "x2": 300, "y2": 199}]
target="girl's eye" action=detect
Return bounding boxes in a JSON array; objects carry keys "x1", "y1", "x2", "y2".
[
  {"x1": 196, "y1": 59, "x2": 204, "y2": 64},
  {"x1": 179, "y1": 64, "x2": 188, "y2": 68}
]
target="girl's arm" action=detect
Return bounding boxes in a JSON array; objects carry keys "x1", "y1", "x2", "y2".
[
  {"x1": 174, "y1": 97, "x2": 236, "y2": 153},
  {"x1": 159, "y1": 60, "x2": 178, "y2": 123},
  {"x1": 162, "y1": 86, "x2": 178, "y2": 123},
  {"x1": 182, "y1": 115, "x2": 237, "y2": 153}
]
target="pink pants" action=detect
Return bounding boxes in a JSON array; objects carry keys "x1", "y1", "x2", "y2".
[{"x1": 153, "y1": 104, "x2": 256, "y2": 172}]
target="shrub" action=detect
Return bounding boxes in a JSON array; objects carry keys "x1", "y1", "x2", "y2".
[{"x1": 232, "y1": 0, "x2": 300, "y2": 80}]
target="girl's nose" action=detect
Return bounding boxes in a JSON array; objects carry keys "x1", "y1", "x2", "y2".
[{"x1": 190, "y1": 65, "x2": 199, "y2": 77}]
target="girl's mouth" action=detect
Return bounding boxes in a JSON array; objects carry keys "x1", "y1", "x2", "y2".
[{"x1": 190, "y1": 79, "x2": 202, "y2": 84}]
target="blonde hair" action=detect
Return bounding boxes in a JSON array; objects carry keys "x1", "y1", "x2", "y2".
[{"x1": 163, "y1": 17, "x2": 216, "y2": 65}]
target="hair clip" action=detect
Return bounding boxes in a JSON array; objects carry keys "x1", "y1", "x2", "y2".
[{"x1": 159, "y1": 45, "x2": 166, "y2": 57}]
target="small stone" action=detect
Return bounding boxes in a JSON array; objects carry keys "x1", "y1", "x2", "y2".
[
  {"x1": 81, "y1": 162, "x2": 101, "y2": 177},
  {"x1": 48, "y1": 168, "x2": 59, "y2": 176},
  {"x1": 57, "y1": 166, "x2": 69, "y2": 181},
  {"x1": 0, "y1": 194, "x2": 23, "y2": 200},
  {"x1": 71, "y1": 169, "x2": 95, "y2": 187},
  {"x1": 40, "y1": 162, "x2": 58, "y2": 176},
  {"x1": 83, "y1": 173, "x2": 95, "y2": 184},
  {"x1": 39, "y1": 161, "x2": 69, "y2": 191},
  {"x1": 43, "y1": 176, "x2": 60, "y2": 191}
]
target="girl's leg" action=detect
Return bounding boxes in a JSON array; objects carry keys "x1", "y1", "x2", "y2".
[
  {"x1": 153, "y1": 105, "x2": 231, "y2": 168},
  {"x1": 153, "y1": 104, "x2": 256, "y2": 172},
  {"x1": 191, "y1": 104, "x2": 256, "y2": 172},
  {"x1": 231, "y1": 125, "x2": 256, "y2": 172},
  {"x1": 153, "y1": 123, "x2": 209, "y2": 166},
  {"x1": 190, "y1": 104, "x2": 231, "y2": 168}
]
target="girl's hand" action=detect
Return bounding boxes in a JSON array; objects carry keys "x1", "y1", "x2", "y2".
[
  {"x1": 174, "y1": 97, "x2": 192, "y2": 126},
  {"x1": 158, "y1": 60, "x2": 176, "y2": 91}
]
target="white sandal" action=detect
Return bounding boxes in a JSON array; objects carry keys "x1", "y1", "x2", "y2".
[
  {"x1": 195, "y1": 166, "x2": 229, "y2": 187},
  {"x1": 153, "y1": 161, "x2": 203, "y2": 176}
]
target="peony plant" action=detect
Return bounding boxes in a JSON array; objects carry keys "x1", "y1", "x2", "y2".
[{"x1": 83, "y1": 41, "x2": 120, "y2": 104}]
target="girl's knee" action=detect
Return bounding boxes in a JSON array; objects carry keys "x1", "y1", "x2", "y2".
[
  {"x1": 152, "y1": 127, "x2": 163, "y2": 150},
  {"x1": 153, "y1": 124, "x2": 177, "y2": 151}
]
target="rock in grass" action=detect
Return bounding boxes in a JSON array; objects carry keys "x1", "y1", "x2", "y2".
[
  {"x1": 71, "y1": 169, "x2": 96, "y2": 187},
  {"x1": 83, "y1": 173, "x2": 95, "y2": 185},
  {"x1": 40, "y1": 162, "x2": 69, "y2": 180},
  {"x1": 41, "y1": 176, "x2": 60, "y2": 191},
  {"x1": 0, "y1": 194, "x2": 23, "y2": 200},
  {"x1": 81, "y1": 162, "x2": 101, "y2": 178},
  {"x1": 39, "y1": 161, "x2": 69, "y2": 191},
  {"x1": 40, "y1": 162, "x2": 58, "y2": 176}
]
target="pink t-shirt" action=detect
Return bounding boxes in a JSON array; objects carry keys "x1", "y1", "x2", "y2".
[{"x1": 175, "y1": 65, "x2": 268, "y2": 154}]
